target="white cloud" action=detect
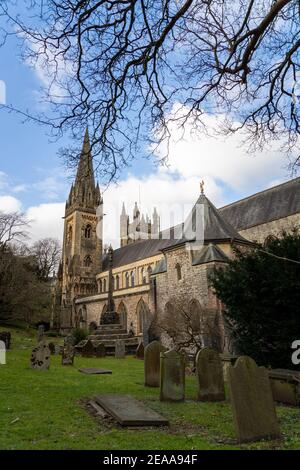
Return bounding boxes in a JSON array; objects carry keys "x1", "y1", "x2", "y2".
[
  {"x1": 34, "y1": 175, "x2": 68, "y2": 201},
  {"x1": 26, "y1": 203, "x2": 65, "y2": 243},
  {"x1": 0, "y1": 195, "x2": 22, "y2": 213},
  {"x1": 12, "y1": 184, "x2": 28, "y2": 193},
  {"x1": 153, "y1": 105, "x2": 287, "y2": 192}
]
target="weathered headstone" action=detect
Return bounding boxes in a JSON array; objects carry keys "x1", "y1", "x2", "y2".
[
  {"x1": 228, "y1": 356, "x2": 280, "y2": 443},
  {"x1": 48, "y1": 342, "x2": 56, "y2": 355},
  {"x1": 136, "y1": 342, "x2": 144, "y2": 360},
  {"x1": 30, "y1": 341, "x2": 51, "y2": 370},
  {"x1": 115, "y1": 339, "x2": 125, "y2": 359},
  {"x1": 94, "y1": 342, "x2": 106, "y2": 358},
  {"x1": 196, "y1": 348, "x2": 225, "y2": 401},
  {"x1": 0, "y1": 331, "x2": 11, "y2": 350},
  {"x1": 160, "y1": 349, "x2": 185, "y2": 402},
  {"x1": 62, "y1": 343, "x2": 75, "y2": 365},
  {"x1": 144, "y1": 340, "x2": 166, "y2": 387},
  {"x1": 269, "y1": 369, "x2": 300, "y2": 406},
  {"x1": 37, "y1": 325, "x2": 45, "y2": 343},
  {"x1": 0, "y1": 340, "x2": 6, "y2": 365},
  {"x1": 81, "y1": 339, "x2": 95, "y2": 357}
]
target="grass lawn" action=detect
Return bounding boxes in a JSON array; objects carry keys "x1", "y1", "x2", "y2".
[{"x1": 1, "y1": 327, "x2": 300, "y2": 450}]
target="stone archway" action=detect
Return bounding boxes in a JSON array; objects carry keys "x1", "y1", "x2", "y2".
[
  {"x1": 136, "y1": 299, "x2": 152, "y2": 337},
  {"x1": 117, "y1": 301, "x2": 128, "y2": 330}
]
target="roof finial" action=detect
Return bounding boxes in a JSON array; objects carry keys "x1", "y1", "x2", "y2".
[{"x1": 200, "y1": 179, "x2": 205, "y2": 195}]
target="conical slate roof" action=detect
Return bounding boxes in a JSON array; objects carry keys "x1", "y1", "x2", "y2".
[
  {"x1": 192, "y1": 243, "x2": 229, "y2": 266},
  {"x1": 185, "y1": 193, "x2": 248, "y2": 244}
]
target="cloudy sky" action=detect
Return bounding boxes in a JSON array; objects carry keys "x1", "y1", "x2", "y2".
[{"x1": 0, "y1": 22, "x2": 293, "y2": 248}]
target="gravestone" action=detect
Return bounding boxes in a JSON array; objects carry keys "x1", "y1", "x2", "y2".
[
  {"x1": 136, "y1": 342, "x2": 144, "y2": 360},
  {"x1": 160, "y1": 349, "x2": 185, "y2": 402},
  {"x1": 55, "y1": 344, "x2": 62, "y2": 355},
  {"x1": 37, "y1": 325, "x2": 45, "y2": 343},
  {"x1": 30, "y1": 342, "x2": 51, "y2": 370},
  {"x1": 62, "y1": 343, "x2": 75, "y2": 365},
  {"x1": 196, "y1": 348, "x2": 225, "y2": 401},
  {"x1": 115, "y1": 339, "x2": 125, "y2": 359},
  {"x1": 81, "y1": 339, "x2": 95, "y2": 357},
  {"x1": 95, "y1": 395, "x2": 169, "y2": 426},
  {"x1": 48, "y1": 342, "x2": 56, "y2": 355},
  {"x1": 79, "y1": 368, "x2": 112, "y2": 375},
  {"x1": 228, "y1": 356, "x2": 280, "y2": 443},
  {"x1": 0, "y1": 331, "x2": 11, "y2": 349},
  {"x1": 94, "y1": 342, "x2": 106, "y2": 358},
  {"x1": 0, "y1": 340, "x2": 6, "y2": 365},
  {"x1": 269, "y1": 369, "x2": 300, "y2": 406},
  {"x1": 144, "y1": 341, "x2": 166, "y2": 387}
]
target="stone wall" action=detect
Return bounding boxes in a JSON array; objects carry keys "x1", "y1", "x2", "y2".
[{"x1": 239, "y1": 213, "x2": 300, "y2": 244}]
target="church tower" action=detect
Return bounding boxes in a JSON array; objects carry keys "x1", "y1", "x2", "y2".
[{"x1": 59, "y1": 129, "x2": 103, "y2": 330}]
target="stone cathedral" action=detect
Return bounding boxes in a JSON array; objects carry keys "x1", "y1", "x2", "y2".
[{"x1": 52, "y1": 130, "x2": 300, "y2": 352}]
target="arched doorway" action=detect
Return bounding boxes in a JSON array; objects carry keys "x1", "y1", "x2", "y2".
[
  {"x1": 136, "y1": 299, "x2": 152, "y2": 336},
  {"x1": 117, "y1": 301, "x2": 128, "y2": 330}
]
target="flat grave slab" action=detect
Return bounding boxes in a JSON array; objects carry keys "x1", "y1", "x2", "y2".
[
  {"x1": 79, "y1": 368, "x2": 112, "y2": 375},
  {"x1": 95, "y1": 395, "x2": 169, "y2": 426}
]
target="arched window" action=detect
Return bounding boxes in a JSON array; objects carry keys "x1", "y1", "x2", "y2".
[
  {"x1": 116, "y1": 275, "x2": 120, "y2": 290},
  {"x1": 84, "y1": 255, "x2": 92, "y2": 267},
  {"x1": 131, "y1": 271, "x2": 135, "y2": 287},
  {"x1": 103, "y1": 278, "x2": 107, "y2": 292},
  {"x1": 99, "y1": 279, "x2": 102, "y2": 293},
  {"x1": 117, "y1": 301, "x2": 128, "y2": 329},
  {"x1": 84, "y1": 224, "x2": 91, "y2": 238},
  {"x1": 112, "y1": 276, "x2": 115, "y2": 290},
  {"x1": 125, "y1": 272, "x2": 129, "y2": 288},
  {"x1": 147, "y1": 265, "x2": 152, "y2": 281},
  {"x1": 175, "y1": 263, "x2": 182, "y2": 281},
  {"x1": 141, "y1": 267, "x2": 147, "y2": 285}
]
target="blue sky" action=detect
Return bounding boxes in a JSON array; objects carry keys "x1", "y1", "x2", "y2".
[{"x1": 0, "y1": 20, "x2": 294, "y2": 247}]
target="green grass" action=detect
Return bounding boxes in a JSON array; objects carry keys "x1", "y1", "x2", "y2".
[{"x1": 1, "y1": 327, "x2": 300, "y2": 450}]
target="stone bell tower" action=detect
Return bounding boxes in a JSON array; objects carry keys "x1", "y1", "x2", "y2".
[{"x1": 59, "y1": 129, "x2": 103, "y2": 331}]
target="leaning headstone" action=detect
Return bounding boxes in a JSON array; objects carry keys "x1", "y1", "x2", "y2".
[
  {"x1": 94, "y1": 342, "x2": 106, "y2": 358},
  {"x1": 0, "y1": 331, "x2": 11, "y2": 350},
  {"x1": 115, "y1": 339, "x2": 125, "y2": 359},
  {"x1": 64, "y1": 335, "x2": 74, "y2": 346},
  {"x1": 144, "y1": 340, "x2": 166, "y2": 387},
  {"x1": 30, "y1": 341, "x2": 51, "y2": 370},
  {"x1": 62, "y1": 343, "x2": 75, "y2": 365},
  {"x1": 269, "y1": 369, "x2": 300, "y2": 406},
  {"x1": 37, "y1": 325, "x2": 45, "y2": 343},
  {"x1": 196, "y1": 348, "x2": 225, "y2": 401},
  {"x1": 48, "y1": 342, "x2": 56, "y2": 355},
  {"x1": 136, "y1": 342, "x2": 144, "y2": 359},
  {"x1": 228, "y1": 356, "x2": 280, "y2": 443},
  {"x1": 160, "y1": 349, "x2": 185, "y2": 402},
  {"x1": 81, "y1": 339, "x2": 95, "y2": 357}
]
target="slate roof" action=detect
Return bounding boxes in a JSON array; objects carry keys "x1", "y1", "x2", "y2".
[
  {"x1": 219, "y1": 177, "x2": 300, "y2": 231},
  {"x1": 192, "y1": 243, "x2": 229, "y2": 266},
  {"x1": 151, "y1": 258, "x2": 167, "y2": 275},
  {"x1": 102, "y1": 193, "x2": 248, "y2": 270}
]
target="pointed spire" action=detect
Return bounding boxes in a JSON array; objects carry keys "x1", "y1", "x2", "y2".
[
  {"x1": 121, "y1": 202, "x2": 127, "y2": 216},
  {"x1": 75, "y1": 127, "x2": 94, "y2": 189}
]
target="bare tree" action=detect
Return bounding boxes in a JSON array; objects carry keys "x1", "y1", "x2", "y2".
[
  {"x1": 0, "y1": 211, "x2": 29, "y2": 251},
  {"x1": 0, "y1": 0, "x2": 299, "y2": 180},
  {"x1": 154, "y1": 297, "x2": 224, "y2": 360},
  {"x1": 31, "y1": 237, "x2": 61, "y2": 282}
]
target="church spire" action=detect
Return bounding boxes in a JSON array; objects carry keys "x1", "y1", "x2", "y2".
[
  {"x1": 75, "y1": 128, "x2": 94, "y2": 189},
  {"x1": 65, "y1": 128, "x2": 101, "y2": 214}
]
